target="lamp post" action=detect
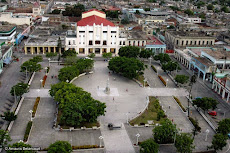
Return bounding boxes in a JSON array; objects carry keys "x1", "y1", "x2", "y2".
[
  {"x1": 69, "y1": 127, "x2": 74, "y2": 147},
  {"x1": 205, "y1": 129, "x2": 210, "y2": 141},
  {"x1": 99, "y1": 136, "x2": 103, "y2": 148},
  {"x1": 44, "y1": 67, "x2": 48, "y2": 74},
  {"x1": 66, "y1": 79, "x2": 69, "y2": 83},
  {"x1": 144, "y1": 79, "x2": 147, "y2": 88},
  {"x1": 48, "y1": 58, "x2": 51, "y2": 67},
  {"x1": 40, "y1": 79, "x2": 43, "y2": 88},
  {"x1": 29, "y1": 110, "x2": 33, "y2": 121},
  {"x1": 166, "y1": 79, "x2": 169, "y2": 87},
  {"x1": 149, "y1": 57, "x2": 152, "y2": 66},
  {"x1": 136, "y1": 133, "x2": 140, "y2": 145}
]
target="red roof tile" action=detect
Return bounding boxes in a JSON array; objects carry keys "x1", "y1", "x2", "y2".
[
  {"x1": 82, "y1": 9, "x2": 105, "y2": 14},
  {"x1": 147, "y1": 36, "x2": 164, "y2": 45},
  {"x1": 77, "y1": 15, "x2": 115, "y2": 26}
]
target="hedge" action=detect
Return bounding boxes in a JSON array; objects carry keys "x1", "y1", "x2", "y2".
[
  {"x1": 189, "y1": 117, "x2": 201, "y2": 132},
  {"x1": 32, "y1": 97, "x2": 40, "y2": 117},
  {"x1": 42, "y1": 75, "x2": 47, "y2": 87},
  {"x1": 173, "y1": 96, "x2": 186, "y2": 112},
  {"x1": 47, "y1": 67, "x2": 50, "y2": 74},
  {"x1": 23, "y1": 121, "x2": 33, "y2": 142},
  {"x1": 151, "y1": 65, "x2": 157, "y2": 73},
  {"x1": 158, "y1": 75, "x2": 166, "y2": 86},
  {"x1": 72, "y1": 145, "x2": 101, "y2": 149}
]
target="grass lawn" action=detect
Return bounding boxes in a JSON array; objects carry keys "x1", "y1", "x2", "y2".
[
  {"x1": 136, "y1": 75, "x2": 149, "y2": 87},
  {"x1": 57, "y1": 109, "x2": 100, "y2": 129},
  {"x1": 129, "y1": 97, "x2": 166, "y2": 126}
]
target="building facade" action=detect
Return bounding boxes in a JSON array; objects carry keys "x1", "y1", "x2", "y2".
[
  {"x1": 0, "y1": 24, "x2": 16, "y2": 44},
  {"x1": 65, "y1": 9, "x2": 120, "y2": 55},
  {"x1": 0, "y1": 43, "x2": 13, "y2": 74}
]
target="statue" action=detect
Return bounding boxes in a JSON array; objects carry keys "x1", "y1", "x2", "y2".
[{"x1": 104, "y1": 78, "x2": 110, "y2": 94}]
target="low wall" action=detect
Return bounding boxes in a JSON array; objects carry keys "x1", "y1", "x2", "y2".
[
  {"x1": 70, "y1": 71, "x2": 93, "y2": 84},
  {"x1": 28, "y1": 72, "x2": 36, "y2": 86}
]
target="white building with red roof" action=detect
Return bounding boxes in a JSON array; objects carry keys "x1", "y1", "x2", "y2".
[{"x1": 65, "y1": 9, "x2": 123, "y2": 55}]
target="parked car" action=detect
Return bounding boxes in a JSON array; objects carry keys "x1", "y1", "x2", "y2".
[{"x1": 208, "y1": 111, "x2": 217, "y2": 116}]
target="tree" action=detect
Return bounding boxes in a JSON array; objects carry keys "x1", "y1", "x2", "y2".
[
  {"x1": 51, "y1": 9, "x2": 61, "y2": 14},
  {"x1": 102, "y1": 52, "x2": 112, "y2": 60},
  {"x1": 46, "y1": 52, "x2": 57, "y2": 59},
  {"x1": 62, "y1": 49, "x2": 77, "y2": 58},
  {"x1": 192, "y1": 97, "x2": 218, "y2": 113},
  {"x1": 108, "y1": 57, "x2": 145, "y2": 79},
  {"x1": 75, "y1": 59, "x2": 94, "y2": 73},
  {"x1": 64, "y1": 56, "x2": 78, "y2": 66},
  {"x1": 144, "y1": 8, "x2": 150, "y2": 11},
  {"x1": 121, "y1": 18, "x2": 129, "y2": 24},
  {"x1": 175, "y1": 75, "x2": 189, "y2": 84},
  {"x1": 29, "y1": 56, "x2": 43, "y2": 63},
  {"x1": 10, "y1": 82, "x2": 29, "y2": 97},
  {"x1": 48, "y1": 141, "x2": 72, "y2": 153},
  {"x1": 184, "y1": 9, "x2": 194, "y2": 16},
  {"x1": 21, "y1": 61, "x2": 42, "y2": 73},
  {"x1": 118, "y1": 46, "x2": 140, "y2": 58},
  {"x1": 207, "y1": 4, "x2": 214, "y2": 10},
  {"x1": 62, "y1": 4, "x2": 85, "y2": 17},
  {"x1": 209, "y1": 133, "x2": 227, "y2": 152},
  {"x1": 167, "y1": 25, "x2": 175, "y2": 29},
  {"x1": 157, "y1": 110, "x2": 165, "y2": 121},
  {"x1": 105, "y1": 11, "x2": 119, "y2": 18},
  {"x1": 57, "y1": 37, "x2": 62, "y2": 64},
  {"x1": 217, "y1": 118, "x2": 230, "y2": 135},
  {"x1": 0, "y1": 130, "x2": 11, "y2": 148},
  {"x1": 1, "y1": 112, "x2": 17, "y2": 122},
  {"x1": 7, "y1": 142, "x2": 33, "y2": 153},
  {"x1": 139, "y1": 138, "x2": 159, "y2": 153},
  {"x1": 162, "y1": 61, "x2": 180, "y2": 73},
  {"x1": 175, "y1": 133, "x2": 194, "y2": 153},
  {"x1": 58, "y1": 66, "x2": 79, "y2": 82},
  {"x1": 154, "y1": 53, "x2": 171, "y2": 64},
  {"x1": 139, "y1": 49, "x2": 153, "y2": 59},
  {"x1": 50, "y1": 82, "x2": 106, "y2": 126},
  {"x1": 221, "y1": 6, "x2": 229, "y2": 13},
  {"x1": 153, "y1": 119, "x2": 177, "y2": 144},
  {"x1": 88, "y1": 53, "x2": 95, "y2": 58},
  {"x1": 169, "y1": 6, "x2": 181, "y2": 11},
  {"x1": 135, "y1": 10, "x2": 140, "y2": 14}
]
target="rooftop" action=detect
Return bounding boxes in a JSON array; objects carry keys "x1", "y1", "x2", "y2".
[
  {"x1": 202, "y1": 49, "x2": 230, "y2": 60},
  {"x1": 146, "y1": 36, "x2": 165, "y2": 45},
  {"x1": 193, "y1": 57, "x2": 214, "y2": 67},
  {"x1": 0, "y1": 24, "x2": 16, "y2": 33},
  {"x1": 82, "y1": 9, "x2": 105, "y2": 14},
  {"x1": 168, "y1": 30, "x2": 215, "y2": 38},
  {"x1": 77, "y1": 15, "x2": 115, "y2": 26}
]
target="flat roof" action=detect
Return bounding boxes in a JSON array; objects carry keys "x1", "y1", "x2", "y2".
[
  {"x1": 167, "y1": 30, "x2": 215, "y2": 38},
  {"x1": 193, "y1": 57, "x2": 214, "y2": 67},
  {"x1": 202, "y1": 49, "x2": 230, "y2": 60},
  {"x1": 146, "y1": 36, "x2": 165, "y2": 45},
  {"x1": 0, "y1": 25, "x2": 16, "y2": 33}
]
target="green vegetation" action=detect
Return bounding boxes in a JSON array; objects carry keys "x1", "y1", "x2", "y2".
[
  {"x1": 153, "y1": 119, "x2": 177, "y2": 144},
  {"x1": 139, "y1": 138, "x2": 159, "y2": 153},
  {"x1": 221, "y1": 6, "x2": 229, "y2": 13},
  {"x1": 72, "y1": 145, "x2": 100, "y2": 149},
  {"x1": 175, "y1": 75, "x2": 189, "y2": 84},
  {"x1": 121, "y1": 18, "x2": 129, "y2": 24},
  {"x1": 169, "y1": 6, "x2": 181, "y2": 11},
  {"x1": 0, "y1": 130, "x2": 11, "y2": 148},
  {"x1": 154, "y1": 53, "x2": 171, "y2": 64},
  {"x1": 58, "y1": 66, "x2": 79, "y2": 82},
  {"x1": 7, "y1": 142, "x2": 33, "y2": 153},
  {"x1": 139, "y1": 49, "x2": 154, "y2": 59},
  {"x1": 23, "y1": 121, "x2": 32, "y2": 142},
  {"x1": 88, "y1": 53, "x2": 95, "y2": 58},
  {"x1": 151, "y1": 65, "x2": 157, "y2": 73},
  {"x1": 175, "y1": 133, "x2": 194, "y2": 153},
  {"x1": 32, "y1": 97, "x2": 40, "y2": 117},
  {"x1": 46, "y1": 52, "x2": 57, "y2": 58},
  {"x1": 192, "y1": 97, "x2": 218, "y2": 113},
  {"x1": 50, "y1": 82, "x2": 106, "y2": 127},
  {"x1": 108, "y1": 57, "x2": 145, "y2": 79},
  {"x1": 104, "y1": 10, "x2": 119, "y2": 18},
  {"x1": 62, "y1": 3, "x2": 85, "y2": 17},
  {"x1": 162, "y1": 61, "x2": 180, "y2": 73},
  {"x1": 209, "y1": 133, "x2": 228, "y2": 152},
  {"x1": 21, "y1": 56, "x2": 43, "y2": 73},
  {"x1": 62, "y1": 49, "x2": 77, "y2": 58},
  {"x1": 207, "y1": 4, "x2": 214, "y2": 10},
  {"x1": 51, "y1": 9, "x2": 61, "y2": 14},
  {"x1": 188, "y1": 117, "x2": 201, "y2": 132},
  {"x1": 10, "y1": 82, "x2": 29, "y2": 97},
  {"x1": 1, "y1": 112, "x2": 17, "y2": 122},
  {"x1": 119, "y1": 46, "x2": 140, "y2": 58},
  {"x1": 48, "y1": 141, "x2": 72, "y2": 153},
  {"x1": 102, "y1": 52, "x2": 112, "y2": 60},
  {"x1": 173, "y1": 96, "x2": 186, "y2": 112},
  {"x1": 184, "y1": 9, "x2": 194, "y2": 16},
  {"x1": 136, "y1": 75, "x2": 149, "y2": 87},
  {"x1": 129, "y1": 97, "x2": 166, "y2": 125},
  {"x1": 217, "y1": 118, "x2": 230, "y2": 135}
]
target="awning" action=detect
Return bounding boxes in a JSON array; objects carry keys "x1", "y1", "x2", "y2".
[{"x1": 3, "y1": 57, "x2": 12, "y2": 64}]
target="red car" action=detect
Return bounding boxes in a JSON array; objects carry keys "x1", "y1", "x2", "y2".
[{"x1": 208, "y1": 111, "x2": 217, "y2": 116}]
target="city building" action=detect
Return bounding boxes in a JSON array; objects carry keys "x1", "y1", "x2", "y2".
[
  {"x1": 65, "y1": 9, "x2": 120, "y2": 55},
  {"x1": 0, "y1": 43, "x2": 13, "y2": 74},
  {"x1": 0, "y1": 24, "x2": 16, "y2": 44},
  {"x1": 0, "y1": 12, "x2": 32, "y2": 25},
  {"x1": 146, "y1": 36, "x2": 166, "y2": 54},
  {"x1": 165, "y1": 30, "x2": 216, "y2": 49}
]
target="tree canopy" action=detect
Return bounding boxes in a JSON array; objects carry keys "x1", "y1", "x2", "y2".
[
  {"x1": 51, "y1": 9, "x2": 61, "y2": 14},
  {"x1": 58, "y1": 66, "x2": 79, "y2": 82},
  {"x1": 1, "y1": 112, "x2": 17, "y2": 122},
  {"x1": 209, "y1": 133, "x2": 227, "y2": 152},
  {"x1": 175, "y1": 75, "x2": 189, "y2": 84},
  {"x1": 21, "y1": 56, "x2": 43, "y2": 73},
  {"x1": 118, "y1": 46, "x2": 140, "y2": 58},
  {"x1": 154, "y1": 53, "x2": 171, "y2": 64},
  {"x1": 0, "y1": 130, "x2": 11, "y2": 148},
  {"x1": 139, "y1": 138, "x2": 159, "y2": 153},
  {"x1": 192, "y1": 97, "x2": 218, "y2": 113},
  {"x1": 108, "y1": 57, "x2": 145, "y2": 79},
  {"x1": 217, "y1": 118, "x2": 230, "y2": 135},
  {"x1": 10, "y1": 82, "x2": 29, "y2": 97},
  {"x1": 50, "y1": 82, "x2": 106, "y2": 127},
  {"x1": 162, "y1": 61, "x2": 180, "y2": 73},
  {"x1": 102, "y1": 52, "x2": 112, "y2": 60},
  {"x1": 62, "y1": 3, "x2": 85, "y2": 17},
  {"x1": 184, "y1": 9, "x2": 194, "y2": 16},
  {"x1": 48, "y1": 141, "x2": 72, "y2": 153},
  {"x1": 62, "y1": 49, "x2": 77, "y2": 58},
  {"x1": 139, "y1": 49, "x2": 154, "y2": 59},
  {"x1": 175, "y1": 133, "x2": 194, "y2": 153},
  {"x1": 153, "y1": 119, "x2": 177, "y2": 144},
  {"x1": 207, "y1": 4, "x2": 214, "y2": 10}
]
